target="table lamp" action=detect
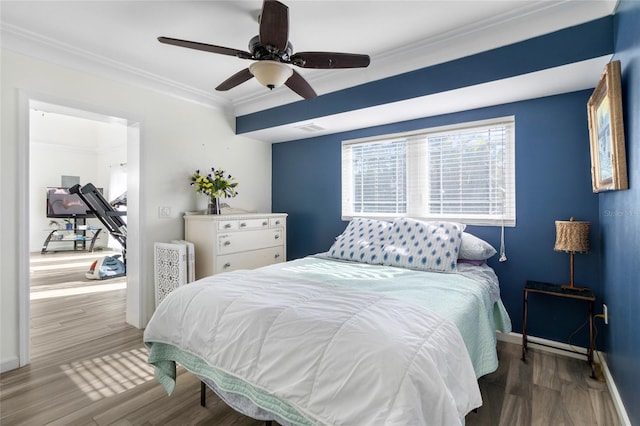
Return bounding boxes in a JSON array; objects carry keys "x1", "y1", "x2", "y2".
[{"x1": 554, "y1": 217, "x2": 590, "y2": 290}]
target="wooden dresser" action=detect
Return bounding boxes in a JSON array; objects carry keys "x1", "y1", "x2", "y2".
[{"x1": 184, "y1": 213, "x2": 287, "y2": 280}]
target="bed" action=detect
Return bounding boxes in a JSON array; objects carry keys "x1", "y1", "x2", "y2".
[{"x1": 144, "y1": 218, "x2": 512, "y2": 425}]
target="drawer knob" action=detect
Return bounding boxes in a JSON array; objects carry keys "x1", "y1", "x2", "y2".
[
  {"x1": 274, "y1": 234, "x2": 280, "y2": 239},
  {"x1": 224, "y1": 223, "x2": 232, "y2": 229},
  {"x1": 275, "y1": 254, "x2": 280, "y2": 259},
  {"x1": 262, "y1": 221, "x2": 268, "y2": 226},
  {"x1": 223, "y1": 241, "x2": 231, "y2": 246},
  {"x1": 223, "y1": 262, "x2": 231, "y2": 268},
  {"x1": 275, "y1": 220, "x2": 281, "y2": 225},
  {"x1": 240, "y1": 222, "x2": 247, "y2": 228}
]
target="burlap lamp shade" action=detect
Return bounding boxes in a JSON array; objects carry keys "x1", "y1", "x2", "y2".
[{"x1": 554, "y1": 217, "x2": 590, "y2": 289}]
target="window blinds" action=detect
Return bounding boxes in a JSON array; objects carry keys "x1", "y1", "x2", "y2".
[
  {"x1": 342, "y1": 117, "x2": 515, "y2": 226},
  {"x1": 344, "y1": 139, "x2": 407, "y2": 215}
]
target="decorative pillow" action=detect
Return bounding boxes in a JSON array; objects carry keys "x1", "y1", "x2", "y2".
[
  {"x1": 327, "y1": 218, "x2": 392, "y2": 264},
  {"x1": 382, "y1": 218, "x2": 464, "y2": 273},
  {"x1": 459, "y1": 232, "x2": 497, "y2": 260}
]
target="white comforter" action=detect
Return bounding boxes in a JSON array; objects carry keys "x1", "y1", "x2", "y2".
[{"x1": 144, "y1": 265, "x2": 482, "y2": 425}]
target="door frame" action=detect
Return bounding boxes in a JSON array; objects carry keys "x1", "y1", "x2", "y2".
[{"x1": 18, "y1": 90, "x2": 146, "y2": 366}]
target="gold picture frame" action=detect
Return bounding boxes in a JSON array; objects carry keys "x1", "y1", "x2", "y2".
[{"x1": 587, "y1": 60, "x2": 628, "y2": 193}]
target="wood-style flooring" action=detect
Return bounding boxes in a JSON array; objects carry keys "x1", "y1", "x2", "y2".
[{"x1": 0, "y1": 251, "x2": 621, "y2": 425}]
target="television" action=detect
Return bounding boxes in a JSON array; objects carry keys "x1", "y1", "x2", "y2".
[{"x1": 46, "y1": 187, "x2": 101, "y2": 218}]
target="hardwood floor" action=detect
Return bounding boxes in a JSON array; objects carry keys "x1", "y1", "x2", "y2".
[
  {"x1": 466, "y1": 343, "x2": 619, "y2": 426},
  {"x1": 0, "y1": 252, "x2": 620, "y2": 425},
  {"x1": 29, "y1": 251, "x2": 128, "y2": 358}
]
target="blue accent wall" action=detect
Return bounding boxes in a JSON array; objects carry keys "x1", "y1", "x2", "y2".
[
  {"x1": 606, "y1": 1, "x2": 640, "y2": 424},
  {"x1": 273, "y1": 90, "x2": 600, "y2": 348}
]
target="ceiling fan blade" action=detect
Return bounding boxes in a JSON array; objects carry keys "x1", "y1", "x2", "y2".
[
  {"x1": 259, "y1": 0, "x2": 289, "y2": 53},
  {"x1": 285, "y1": 70, "x2": 317, "y2": 100},
  {"x1": 290, "y1": 52, "x2": 371, "y2": 69},
  {"x1": 215, "y1": 68, "x2": 254, "y2": 91},
  {"x1": 158, "y1": 36, "x2": 252, "y2": 59}
]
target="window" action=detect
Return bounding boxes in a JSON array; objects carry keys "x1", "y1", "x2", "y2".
[{"x1": 342, "y1": 117, "x2": 515, "y2": 226}]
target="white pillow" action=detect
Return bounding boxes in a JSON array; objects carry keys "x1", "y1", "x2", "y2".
[
  {"x1": 328, "y1": 218, "x2": 392, "y2": 264},
  {"x1": 459, "y1": 232, "x2": 497, "y2": 260},
  {"x1": 382, "y1": 218, "x2": 464, "y2": 273}
]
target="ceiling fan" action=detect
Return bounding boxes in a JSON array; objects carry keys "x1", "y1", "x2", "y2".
[{"x1": 158, "y1": 0, "x2": 370, "y2": 100}]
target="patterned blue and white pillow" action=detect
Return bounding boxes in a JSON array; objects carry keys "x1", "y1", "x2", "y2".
[
  {"x1": 328, "y1": 218, "x2": 391, "y2": 264},
  {"x1": 382, "y1": 218, "x2": 464, "y2": 273}
]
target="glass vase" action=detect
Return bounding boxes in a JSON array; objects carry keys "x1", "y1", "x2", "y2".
[{"x1": 206, "y1": 198, "x2": 220, "y2": 215}]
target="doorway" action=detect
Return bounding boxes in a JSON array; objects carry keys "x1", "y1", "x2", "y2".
[{"x1": 18, "y1": 93, "x2": 143, "y2": 366}]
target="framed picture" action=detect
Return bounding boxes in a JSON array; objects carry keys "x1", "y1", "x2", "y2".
[{"x1": 587, "y1": 60, "x2": 628, "y2": 193}]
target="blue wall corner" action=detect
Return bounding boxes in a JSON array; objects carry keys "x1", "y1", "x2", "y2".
[{"x1": 604, "y1": 1, "x2": 640, "y2": 424}]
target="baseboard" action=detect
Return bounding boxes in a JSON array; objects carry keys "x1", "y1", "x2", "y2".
[
  {"x1": 497, "y1": 331, "x2": 589, "y2": 359},
  {"x1": 597, "y1": 351, "x2": 632, "y2": 426},
  {"x1": 497, "y1": 332, "x2": 631, "y2": 425},
  {"x1": 0, "y1": 356, "x2": 20, "y2": 373}
]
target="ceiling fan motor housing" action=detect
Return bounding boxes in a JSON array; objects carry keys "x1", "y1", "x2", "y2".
[{"x1": 249, "y1": 35, "x2": 292, "y2": 62}]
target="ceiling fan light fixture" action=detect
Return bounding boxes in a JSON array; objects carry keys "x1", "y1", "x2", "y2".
[{"x1": 249, "y1": 60, "x2": 293, "y2": 89}]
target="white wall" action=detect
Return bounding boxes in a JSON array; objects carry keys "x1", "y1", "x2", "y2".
[
  {"x1": 1, "y1": 48, "x2": 272, "y2": 371},
  {"x1": 29, "y1": 110, "x2": 128, "y2": 252}
]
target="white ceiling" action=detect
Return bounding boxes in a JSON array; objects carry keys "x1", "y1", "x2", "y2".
[{"x1": 1, "y1": 1, "x2": 617, "y2": 139}]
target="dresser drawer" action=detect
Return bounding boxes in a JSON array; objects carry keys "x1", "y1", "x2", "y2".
[
  {"x1": 217, "y1": 218, "x2": 270, "y2": 231},
  {"x1": 239, "y1": 218, "x2": 270, "y2": 229},
  {"x1": 218, "y1": 228, "x2": 282, "y2": 254},
  {"x1": 217, "y1": 220, "x2": 238, "y2": 231},
  {"x1": 269, "y1": 217, "x2": 285, "y2": 228},
  {"x1": 216, "y1": 246, "x2": 284, "y2": 273}
]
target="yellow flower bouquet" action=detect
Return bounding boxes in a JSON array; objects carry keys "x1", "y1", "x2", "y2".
[{"x1": 191, "y1": 168, "x2": 238, "y2": 214}]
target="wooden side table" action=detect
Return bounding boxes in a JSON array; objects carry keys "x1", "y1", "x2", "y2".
[{"x1": 521, "y1": 280, "x2": 596, "y2": 378}]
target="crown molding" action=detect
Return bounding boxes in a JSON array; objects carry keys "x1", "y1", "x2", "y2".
[{"x1": 0, "y1": 22, "x2": 230, "y2": 112}]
